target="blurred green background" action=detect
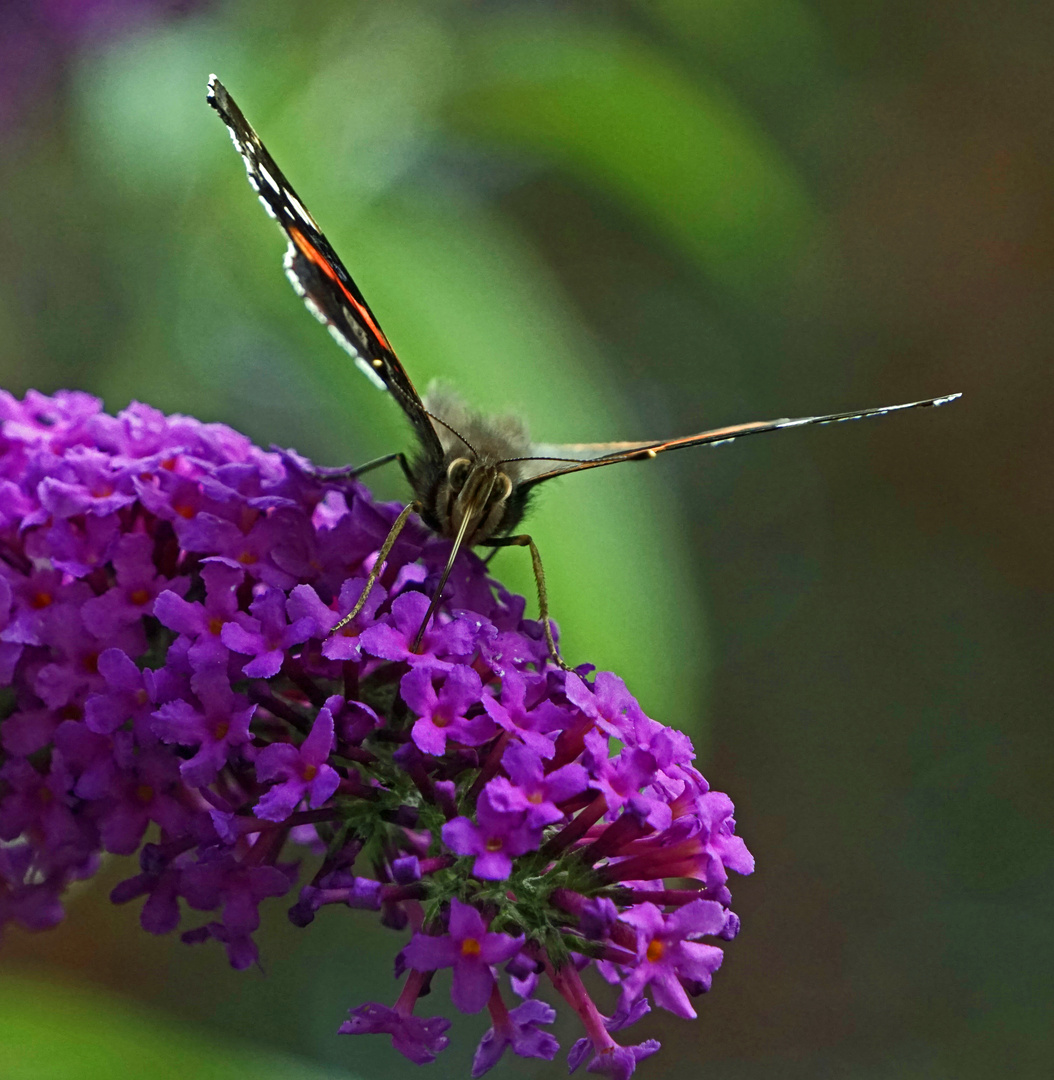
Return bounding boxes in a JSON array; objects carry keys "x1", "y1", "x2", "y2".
[{"x1": 1, "y1": 1, "x2": 1050, "y2": 1078}]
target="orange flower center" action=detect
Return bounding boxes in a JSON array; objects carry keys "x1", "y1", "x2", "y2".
[
  {"x1": 460, "y1": 938, "x2": 482, "y2": 958},
  {"x1": 646, "y1": 939, "x2": 665, "y2": 963}
]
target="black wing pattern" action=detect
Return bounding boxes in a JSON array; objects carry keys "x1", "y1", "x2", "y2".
[
  {"x1": 206, "y1": 75, "x2": 443, "y2": 461},
  {"x1": 514, "y1": 394, "x2": 962, "y2": 488}
]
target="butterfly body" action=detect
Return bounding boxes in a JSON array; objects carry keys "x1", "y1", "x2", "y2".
[{"x1": 206, "y1": 75, "x2": 959, "y2": 665}]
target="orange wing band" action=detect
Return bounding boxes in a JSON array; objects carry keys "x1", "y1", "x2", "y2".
[{"x1": 288, "y1": 226, "x2": 393, "y2": 353}]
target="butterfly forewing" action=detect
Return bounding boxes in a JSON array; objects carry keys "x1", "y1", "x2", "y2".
[
  {"x1": 515, "y1": 393, "x2": 962, "y2": 488},
  {"x1": 206, "y1": 75, "x2": 442, "y2": 462}
]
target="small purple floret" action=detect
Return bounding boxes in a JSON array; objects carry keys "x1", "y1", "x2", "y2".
[{"x1": 403, "y1": 898, "x2": 525, "y2": 1013}]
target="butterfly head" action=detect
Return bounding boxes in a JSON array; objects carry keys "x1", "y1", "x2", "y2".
[{"x1": 437, "y1": 456, "x2": 514, "y2": 545}]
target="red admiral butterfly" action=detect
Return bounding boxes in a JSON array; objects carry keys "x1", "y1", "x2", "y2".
[{"x1": 207, "y1": 75, "x2": 960, "y2": 669}]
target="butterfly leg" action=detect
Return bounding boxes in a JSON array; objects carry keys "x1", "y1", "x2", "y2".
[
  {"x1": 297, "y1": 452, "x2": 414, "y2": 485},
  {"x1": 350, "y1": 451, "x2": 415, "y2": 486},
  {"x1": 331, "y1": 500, "x2": 420, "y2": 634},
  {"x1": 481, "y1": 534, "x2": 569, "y2": 671}
]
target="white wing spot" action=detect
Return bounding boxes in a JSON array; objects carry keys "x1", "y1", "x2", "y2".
[
  {"x1": 287, "y1": 191, "x2": 314, "y2": 226},
  {"x1": 283, "y1": 254, "x2": 310, "y2": 299},
  {"x1": 258, "y1": 164, "x2": 281, "y2": 193},
  {"x1": 328, "y1": 323, "x2": 368, "y2": 362},
  {"x1": 304, "y1": 296, "x2": 325, "y2": 320}
]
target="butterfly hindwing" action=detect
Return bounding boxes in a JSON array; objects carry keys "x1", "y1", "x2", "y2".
[{"x1": 206, "y1": 76, "x2": 442, "y2": 460}]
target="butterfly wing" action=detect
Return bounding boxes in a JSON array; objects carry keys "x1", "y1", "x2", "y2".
[
  {"x1": 514, "y1": 394, "x2": 962, "y2": 488},
  {"x1": 206, "y1": 75, "x2": 443, "y2": 460}
]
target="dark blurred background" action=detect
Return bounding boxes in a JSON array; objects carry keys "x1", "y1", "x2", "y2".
[{"x1": 1, "y1": 1, "x2": 1050, "y2": 1078}]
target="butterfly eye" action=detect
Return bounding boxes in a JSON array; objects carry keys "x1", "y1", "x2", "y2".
[{"x1": 447, "y1": 458, "x2": 472, "y2": 492}]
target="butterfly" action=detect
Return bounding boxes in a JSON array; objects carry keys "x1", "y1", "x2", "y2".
[{"x1": 206, "y1": 75, "x2": 960, "y2": 670}]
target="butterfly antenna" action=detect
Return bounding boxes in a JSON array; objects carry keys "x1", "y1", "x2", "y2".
[
  {"x1": 424, "y1": 410, "x2": 479, "y2": 456},
  {"x1": 501, "y1": 454, "x2": 591, "y2": 465}
]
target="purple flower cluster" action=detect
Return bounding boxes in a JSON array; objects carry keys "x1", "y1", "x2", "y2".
[{"x1": 0, "y1": 390, "x2": 754, "y2": 1078}]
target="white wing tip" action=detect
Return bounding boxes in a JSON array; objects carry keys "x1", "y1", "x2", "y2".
[{"x1": 931, "y1": 392, "x2": 962, "y2": 407}]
